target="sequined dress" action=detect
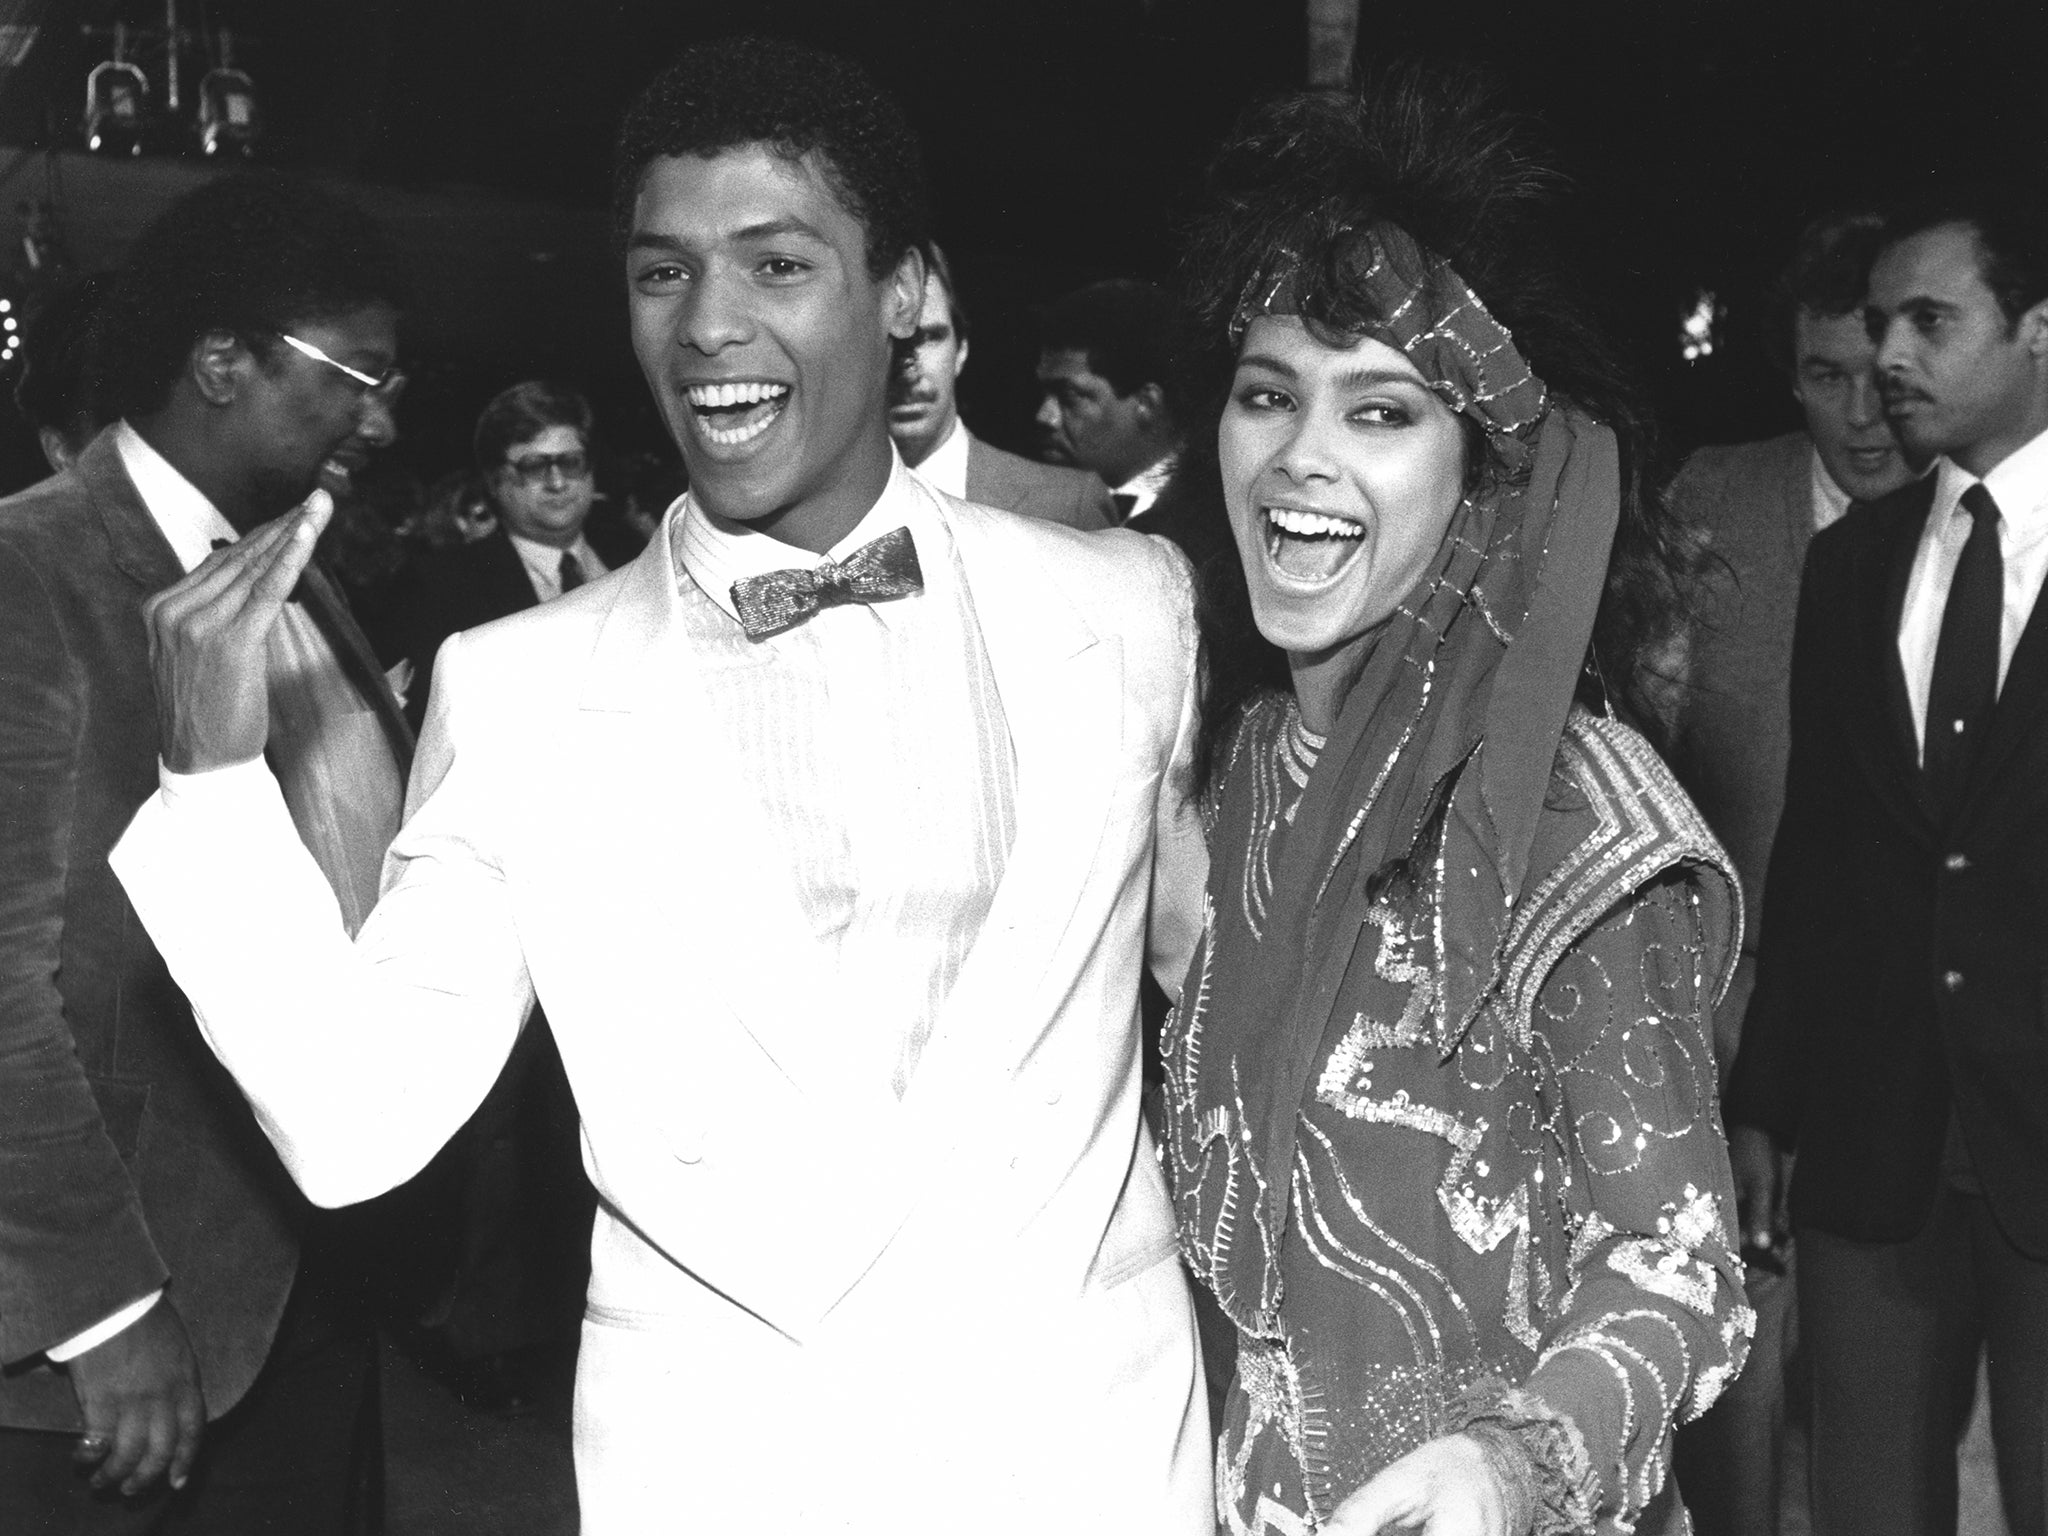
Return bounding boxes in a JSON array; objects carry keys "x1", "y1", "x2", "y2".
[{"x1": 1163, "y1": 695, "x2": 1753, "y2": 1535}]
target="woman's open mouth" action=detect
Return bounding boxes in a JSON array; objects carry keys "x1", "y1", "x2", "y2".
[{"x1": 1262, "y1": 504, "x2": 1366, "y2": 585}]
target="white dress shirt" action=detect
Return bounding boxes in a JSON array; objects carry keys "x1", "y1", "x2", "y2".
[
  {"x1": 509, "y1": 530, "x2": 607, "y2": 602},
  {"x1": 1112, "y1": 452, "x2": 1177, "y2": 521},
  {"x1": 671, "y1": 453, "x2": 1016, "y2": 1094},
  {"x1": 1898, "y1": 424, "x2": 2048, "y2": 758},
  {"x1": 1809, "y1": 449, "x2": 1854, "y2": 534},
  {"x1": 907, "y1": 414, "x2": 969, "y2": 499}
]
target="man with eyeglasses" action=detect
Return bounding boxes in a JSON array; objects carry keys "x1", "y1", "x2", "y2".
[
  {"x1": 0, "y1": 173, "x2": 410, "y2": 1531},
  {"x1": 381, "y1": 380, "x2": 646, "y2": 733}
]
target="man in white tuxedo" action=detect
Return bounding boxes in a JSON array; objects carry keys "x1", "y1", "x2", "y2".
[{"x1": 111, "y1": 35, "x2": 1211, "y2": 1534}]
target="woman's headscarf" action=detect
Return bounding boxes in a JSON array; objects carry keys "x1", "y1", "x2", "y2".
[{"x1": 1190, "y1": 220, "x2": 1622, "y2": 1333}]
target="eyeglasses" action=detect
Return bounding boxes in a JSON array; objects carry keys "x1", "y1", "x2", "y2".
[
  {"x1": 276, "y1": 330, "x2": 408, "y2": 404},
  {"x1": 505, "y1": 450, "x2": 591, "y2": 484}
]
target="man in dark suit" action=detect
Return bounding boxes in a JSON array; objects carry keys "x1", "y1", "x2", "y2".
[
  {"x1": 1727, "y1": 185, "x2": 2048, "y2": 1536},
  {"x1": 381, "y1": 380, "x2": 643, "y2": 731},
  {"x1": 887, "y1": 243, "x2": 1112, "y2": 530},
  {"x1": 0, "y1": 175, "x2": 411, "y2": 1528},
  {"x1": 1033, "y1": 279, "x2": 1187, "y2": 527},
  {"x1": 1666, "y1": 210, "x2": 1920, "y2": 1536}
]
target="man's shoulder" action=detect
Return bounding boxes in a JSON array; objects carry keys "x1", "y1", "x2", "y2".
[
  {"x1": 1672, "y1": 432, "x2": 1809, "y2": 519},
  {"x1": 1808, "y1": 470, "x2": 1934, "y2": 570},
  {"x1": 942, "y1": 486, "x2": 1185, "y2": 602},
  {"x1": 965, "y1": 434, "x2": 1111, "y2": 528}
]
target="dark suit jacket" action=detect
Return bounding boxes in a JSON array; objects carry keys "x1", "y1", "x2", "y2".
[
  {"x1": 381, "y1": 517, "x2": 645, "y2": 730},
  {"x1": 1726, "y1": 472, "x2": 2048, "y2": 1257},
  {"x1": 0, "y1": 431, "x2": 306, "y2": 1429},
  {"x1": 1666, "y1": 432, "x2": 1816, "y2": 1056},
  {"x1": 964, "y1": 432, "x2": 1113, "y2": 531}
]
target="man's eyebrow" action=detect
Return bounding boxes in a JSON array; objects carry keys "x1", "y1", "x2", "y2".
[
  {"x1": 730, "y1": 216, "x2": 831, "y2": 244},
  {"x1": 626, "y1": 230, "x2": 687, "y2": 254}
]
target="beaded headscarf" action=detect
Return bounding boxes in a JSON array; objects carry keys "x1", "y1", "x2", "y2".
[{"x1": 1188, "y1": 219, "x2": 1624, "y2": 1335}]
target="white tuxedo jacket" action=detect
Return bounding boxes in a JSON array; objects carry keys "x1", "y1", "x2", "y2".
[{"x1": 115, "y1": 486, "x2": 1213, "y2": 1532}]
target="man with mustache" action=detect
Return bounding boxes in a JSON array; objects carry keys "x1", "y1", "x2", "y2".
[
  {"x1": 890, "y1": 243, "x2": 1113, "y2": 530},
  {"x1": 1726, "y1": 185, "x2": 2048, "y2": 1536}
]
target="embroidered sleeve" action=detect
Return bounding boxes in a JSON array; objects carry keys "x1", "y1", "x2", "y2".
[
  {"x1": 1448, "y1": 1377, "x2": 1602, "y2": 1536},
  {"x1": 1518, "y1": 870, "x2": 1752, "y2": 1532}
]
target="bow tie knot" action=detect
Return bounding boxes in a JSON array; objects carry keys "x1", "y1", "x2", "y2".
[{"x1": 729, "y1": 525, "x2": 924, "y2": 640}]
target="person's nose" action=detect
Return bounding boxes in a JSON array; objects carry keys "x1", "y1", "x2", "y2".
[
  {"x1": 1270, "y1": 405, "x2": 1340, "y2": 485},
  {"x1": 1871, "y1": 314, "x2": 1910, "y2": 379},
  {"x1": 1846, "y1": 370, "x2": 1886, "y2": 430},
  {"x1": 1035, "y1": 394, "x2": 1062, "y2": 433},
  {"x1": 355, "y1": 391, "x2": 398, "y2": 448},
  {"x1": 679, "y1": 266, "x2": 753, "y2": 354}
]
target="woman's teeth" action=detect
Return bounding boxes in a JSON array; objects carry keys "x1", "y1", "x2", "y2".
[
  {"x1": 685, "y1": 381, "x2": 791, "y2": 446},
  {"x1": 1263, "y1": 505, "x2": 1365, "y2": 582}
]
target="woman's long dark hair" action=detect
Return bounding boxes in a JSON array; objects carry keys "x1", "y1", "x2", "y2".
[{"x1": 1176, "y1": 65, "x2": 1692, "y2": 799}]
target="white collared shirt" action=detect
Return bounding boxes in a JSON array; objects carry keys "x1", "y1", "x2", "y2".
[
  {"x1": 1112, "y1": 452, "x2": 1177, "y2": 521},
  {"x1": 507, "y1": 530, "x2": 606, "y2": 603},
  {"x1": 1809, "y1": 449, "x2": 1854, "y2": 534},
  {"x1": 1898, "y1": 424, "x2": 2048, "y2": 757},
  {"x1": 668, "y1": 452, "x2": 1016, "y2": 1095},
  {"x1": 114, "y1": 420, "x2": 239, "y2": 571},
  {"x1": 907, "y1": 414, "x2": 969, "y2": 500}
]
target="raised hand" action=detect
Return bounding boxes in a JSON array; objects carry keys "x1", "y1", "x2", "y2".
[
  {"x1": 142, "y1": 492, "x2": 332, "y2": 773},
  {"x1": 67, "y1": 1299, "x2": 205, "y2": 1496}
]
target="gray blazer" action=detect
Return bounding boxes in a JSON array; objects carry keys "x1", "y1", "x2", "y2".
[
  {"x1": 1666, "y1": 430, "x2": 1816, "y2": 1065},
  {"x1": 964, "y1": 432, "x2": 1114, "y2": 532}
]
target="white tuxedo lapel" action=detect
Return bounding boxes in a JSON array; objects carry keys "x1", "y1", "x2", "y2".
[{"x1": 901, "y1": 502, "x2": 1126, "y2": 1114}]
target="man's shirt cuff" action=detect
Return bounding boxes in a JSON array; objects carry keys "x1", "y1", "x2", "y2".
[{"x1": 47, "y1": 1289, "x2": 163, "y2": 1362}]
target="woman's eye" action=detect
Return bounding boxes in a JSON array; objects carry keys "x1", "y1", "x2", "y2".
[
  {"x1": 1353, "y1": 403, "x2": 1412, "y2": 426},
  {"x1": 1235, "y1": 386, "x2": 1293, "y2": 411}
]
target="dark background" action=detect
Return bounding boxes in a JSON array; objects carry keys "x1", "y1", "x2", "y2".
[{"x1": 0, "y1": 0, "x2": 2040, "y2": 486}]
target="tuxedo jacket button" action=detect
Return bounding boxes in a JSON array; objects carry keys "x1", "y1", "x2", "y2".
[
  {"x1": 671, "y1": 1130, "x2": 706, "y2": 1164},
  {"x1": 1942, "y1": 970, "x2": 1965, "y2": 993},
  {"x1": 1944, "y1": 852, "x2": 1970, "y2": 872}
]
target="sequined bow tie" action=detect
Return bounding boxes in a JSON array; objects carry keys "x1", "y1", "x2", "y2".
[{"x1": 728, "y1": 525, "x2": 923, "y2": 640}]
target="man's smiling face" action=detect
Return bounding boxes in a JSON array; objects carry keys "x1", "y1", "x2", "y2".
[{"x1": 626, "y1": 143, "x2": 922, "y2": 553}]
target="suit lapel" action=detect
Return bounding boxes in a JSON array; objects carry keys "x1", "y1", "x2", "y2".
[
  {"x1": 1841, "y1": 481, "x2": 1938, "y2": 837},
  {"x1": 296, "y1": 560, "x2": 416, "y2": 773},
  {"x1": 76, "y1": 430, "x2": 184, "y2": 596},
  {"x1": 1951, "y1": 554, "x2": 2048, "y2": 831},
  {"x1": 900, "y1": 501, "x2": 1124, "y2": 1117}
]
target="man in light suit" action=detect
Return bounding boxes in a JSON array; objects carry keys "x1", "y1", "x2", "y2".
[
  {"x1": 111, "y1": 37, "x2": 1211, "y2": 1534},
  {"x1": 890, "y1": 242, "x2": 1113, "y2": 530},
  {"x1": 0, "y1": 175, "x2": 410, "y2": 1530}
]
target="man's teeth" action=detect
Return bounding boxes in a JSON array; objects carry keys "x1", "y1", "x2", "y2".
[
  {"x1": 685, "y1": 381, "x2": 790, "y2": 409},
  {"x1": 1265, "y1": 506, "x2": 1363, "y2": 538}
]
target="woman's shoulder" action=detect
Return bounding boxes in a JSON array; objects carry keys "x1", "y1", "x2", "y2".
[{"x1": 1500, "y1": 707, "x2": 1743, "y2": 1012}]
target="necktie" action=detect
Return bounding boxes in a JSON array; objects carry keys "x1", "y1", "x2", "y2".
[
  {"x1": 728, "y1": 525, "x2": 923, "y2": 640},
  {"x1": 1923, "y1": 483, "x2": 2003, "y2": 819},
  {"x1": 559, "y1": 549, "x2": 586, "y2": 593}
]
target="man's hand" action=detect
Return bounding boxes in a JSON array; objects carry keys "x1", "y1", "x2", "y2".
[
  {"x1": 66, "y1": 1300, "x2": 204, "y2": 1496},
  {"x1": 1326, "y1": 1432, "x2": 1513, "y2": 1535},
  {"x1": 1728, "y1": 1122, "x2": 1791, "y2": 1252},
  {"x1": 142, "y1": 493, "x2": 332, "y2": 773}
]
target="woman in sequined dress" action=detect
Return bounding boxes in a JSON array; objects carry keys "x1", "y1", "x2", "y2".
[{"x1": 1160, "y1": 74, "x2": 1752, "y2": 1536}]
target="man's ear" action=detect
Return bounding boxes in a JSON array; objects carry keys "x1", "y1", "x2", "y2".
[
  {"x1": 1131, "y1": 380, "x2": 1167, "y2": 424},
  {"x1": 885, "y1": 247, "x2": 926, "y2": 341},
  {"x1": 190, "y1": 330, "x2": 245, "y2": 407},
  {"x1": 954, "y1": 336, "x2": 970, "y2": 377},
  {"x1": 2022, "y1": 298, "x2": 2048, "y2": 360}
]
